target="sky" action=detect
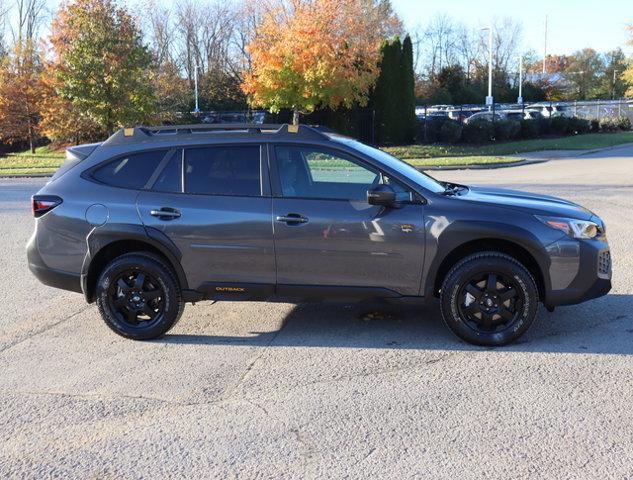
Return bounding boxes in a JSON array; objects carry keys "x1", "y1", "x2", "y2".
[
  {"x1": 393, "y1": 0, "x2": 632, "y2": 55},
  {"x1": 5, "y1": 0, "x2": 633, "y2": 56}
]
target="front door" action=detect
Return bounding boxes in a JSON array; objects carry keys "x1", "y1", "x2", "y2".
[
  {"x1": 270, "y1": 144, "x2": 425, "y2": 296},
  {"x1": 137, "y1": 145, "x2": 275, "y2": 294}
]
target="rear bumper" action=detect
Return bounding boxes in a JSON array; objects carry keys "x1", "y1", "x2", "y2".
[
  {"x1": 545, "y1": 238, "x2": 611, "y2": 307},
  {"x1": 27, "y1": 234, "x2": 82, "y2": 294}
]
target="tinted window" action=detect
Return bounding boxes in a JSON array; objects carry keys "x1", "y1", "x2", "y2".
[
  {"x1": 329, "y1": 136, "x2": 444, "y2": 194},
  {"x1": 92, "y1": 150, "x2": 168, "y2": 189},
  {"x1": 152, "y1": 150, "x2": 182, "y2": 193},
  {"x1": 185, "y1": 146, "x2": 261, "y2": 196},
  {"x1": 276, "y1": 145, "x2": 410, "y2": 201}
]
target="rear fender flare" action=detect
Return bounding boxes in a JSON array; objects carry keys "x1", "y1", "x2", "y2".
[{"x1": 81, "y1": 223, "x2": 188, "y2": 301}]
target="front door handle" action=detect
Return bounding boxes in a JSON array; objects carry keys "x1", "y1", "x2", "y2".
[
  {"x1": 150, "y1": 208, "x2": 181, "y2": 220},
  {"x1": 276, "y1": 213, "x2": 309, "y2": 225}
]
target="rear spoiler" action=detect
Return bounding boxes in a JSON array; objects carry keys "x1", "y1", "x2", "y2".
[{"x1": 66, "y1": 142, "x2": 101, "y2": 161}]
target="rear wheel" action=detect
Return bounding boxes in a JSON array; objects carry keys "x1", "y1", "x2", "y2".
[
  {"x1": 440, "y1": 252, "x2": 539, "y2": 346},
  {"x1": 96, "y1": 252, "x2": 184, "y2": 340}
]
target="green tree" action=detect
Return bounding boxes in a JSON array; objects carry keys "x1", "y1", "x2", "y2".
[
  {"x1": 400, "y1": 36, "x2": 417, "y2": 142},
  {"x1": 600, "y1": 48, "x2": 628, "y2": 99},
  {"x1": 373, "y1": 39, "x2": 398, "y2": 143},
  {"x1": 564, "y1": 48, "x2": 604, "y2": 100},
  {"x1": 373, "y1": 37, "x2": 417, "y2": 144},
  {"x1": 47, "y1": 0, "x2": 156, "y2": 134}
]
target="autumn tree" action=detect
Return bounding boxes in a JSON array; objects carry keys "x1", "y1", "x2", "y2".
[
  {"x1": 44, "y1": 0, "x2": 155, "y2": 135},
  {"x1": 39, "y1": 64, "x2": 105, "y2": 143},
  {"x1": 242, "y1": 0, "x2": 401, "y2": 124},
  {"x1": 0, "y1": 41, "x2": 42, "y2": 153}
]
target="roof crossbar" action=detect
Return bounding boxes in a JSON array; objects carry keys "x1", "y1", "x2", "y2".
[{"x1": 103, "y1": 123, "x2": 331, "y2": 146}]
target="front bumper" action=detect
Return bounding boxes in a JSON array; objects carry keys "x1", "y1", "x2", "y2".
[
  {"x1": 545, "y1": 237, "x2": 611, "y2": 307},
  {"x1": 27, "y1": 233, "x2": 82, "y2": 294}
]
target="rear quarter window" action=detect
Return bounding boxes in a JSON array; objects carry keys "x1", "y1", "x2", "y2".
[{"x1": 91, "y1": 150, "x2": 169, "y2": 189}]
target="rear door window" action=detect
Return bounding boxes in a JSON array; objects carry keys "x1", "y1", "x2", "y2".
[
  {"x1": 184, "y1": 145, "x2": 262, "y2": 196},
  {"x1": 92, "y1": 150, "x2": 168, "y2": 189}
]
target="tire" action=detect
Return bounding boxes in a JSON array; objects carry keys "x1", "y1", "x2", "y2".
[
  {"x1": 96, "y1": 252, "x2": 184, "y2": 340},
  {"x1": 439, "y1": 252, "x2": 539, "y2": 346}
]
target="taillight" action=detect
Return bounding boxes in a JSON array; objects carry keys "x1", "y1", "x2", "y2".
[{"x1": 32, "y1": 195, "x2": 62, "y2": 218}]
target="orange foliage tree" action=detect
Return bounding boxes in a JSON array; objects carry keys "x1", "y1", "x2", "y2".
[
  {"x1": 241, "y1": 0, "x2": 401, "y2": 124},
  {"x1": 0, "y1": 41, "x2": 43, "y2": 153}
]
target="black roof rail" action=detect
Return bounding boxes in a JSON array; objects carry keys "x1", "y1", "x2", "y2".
[
  {"x1": 102, "y1": 123, "x2": 331, "y2": 146},
  {"x1": 141, "y1": 123, "x2": 284, "y2": 134}
]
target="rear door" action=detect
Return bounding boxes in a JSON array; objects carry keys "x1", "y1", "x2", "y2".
[
  {"x1": 137, "y1": 144, "x2": 275, "y2": 295},
  {"x1": 270, "y1": 144, "x2": 425, "y2": 296}
]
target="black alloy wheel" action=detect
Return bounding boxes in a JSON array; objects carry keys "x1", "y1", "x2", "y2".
[
  {"x1": 457, "y1": 272, "x2": 523, "y2": 334},
  {"x1": 96, "y1": 252, "x2": 184, "y2": 340},
  {"x1": 107, "y1": 269, "x2": 165, "y2": 328},
  {"x1": 440, "y1": 252, "x2": 539, "y2": 346}
]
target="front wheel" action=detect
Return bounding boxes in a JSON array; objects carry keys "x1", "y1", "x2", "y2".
[
  {"x1": 96, "y1": 252, "x2": 184, "y2": 340},
  {"x1": 440, "y1": 252, "x2": 539, "y2": 346}
]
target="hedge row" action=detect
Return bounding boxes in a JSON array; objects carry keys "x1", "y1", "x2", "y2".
[{"x1": 418, "y1": 115, "x2": 632, "y2": 144}]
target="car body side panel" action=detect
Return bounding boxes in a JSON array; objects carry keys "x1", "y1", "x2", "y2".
[
  {"x1": 272, "y1": 198, "x2": 426, "y2": 296},
  {"x1": 136, "y1": 191, "x2": 275, "y2": 289},
  {"x1": 32, "y1": 174, "x2": 141, "y2": 275}
]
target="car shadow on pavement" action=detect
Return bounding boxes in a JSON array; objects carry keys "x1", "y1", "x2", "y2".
[{"x1": 162, "y1": 294, "x2": 633, "y2": 355}]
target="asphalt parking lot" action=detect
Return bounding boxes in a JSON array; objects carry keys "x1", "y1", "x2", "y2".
[{"x1": 1, "y1": 146, "x2": 632, "y2": 479}]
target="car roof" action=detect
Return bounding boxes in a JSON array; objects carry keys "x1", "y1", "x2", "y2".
[{"x1": 101, "y1": 124, "x2": 334, "y2": 148}]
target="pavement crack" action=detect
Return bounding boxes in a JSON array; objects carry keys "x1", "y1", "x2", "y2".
[
  {"x1": 220, "y1": 321, "x2": 288, "y2": 401},
  {"x1": 0, "y1": 305, "x2": 92, "y2": 355}
]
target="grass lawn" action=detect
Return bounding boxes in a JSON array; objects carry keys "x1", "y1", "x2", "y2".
[
  {"x1": 1, "y1": 131, "x2": 632, "y2": 175},
  {"x1": 384, "y1": 131, "x2": 633, "y2": 160},
  {"x1": 0, "y1": 146, "x2": 65, "y2": 175}
]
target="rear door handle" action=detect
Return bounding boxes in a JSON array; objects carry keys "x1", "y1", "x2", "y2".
[
  {"x1": 276, "y1": 213, "x2": 309, "y2": 225},
  {"x1": 150, "y1": 208, "x2": 181, "y2": 220}
]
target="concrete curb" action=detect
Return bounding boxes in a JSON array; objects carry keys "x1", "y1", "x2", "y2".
[
  {"x1": 0, "y1": 173, "x2": 52, "y2": 179},
  {"x1": 418, "y1": 159, "x2": 547, "y2": 171}
]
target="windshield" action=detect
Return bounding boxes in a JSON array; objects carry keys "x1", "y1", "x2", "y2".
[{"x1": 330, "y1": 136, "x2": 446, "y2": 194}]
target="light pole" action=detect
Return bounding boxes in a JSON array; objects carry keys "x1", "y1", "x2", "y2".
[
  {"x1": 482, "y1": 26, "x2": 493, "y2": 109},
  {"x1": 517, "y1": 55, "x2": 523, "y2": 104},
  {"x1": 193, "y1": 64, "x2": 200, "y2": 114},
  {"x1": 542, "y1": 15, "x2": 548, "y2": 75}
]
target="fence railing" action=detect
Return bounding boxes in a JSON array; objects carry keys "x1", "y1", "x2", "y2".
[
  {"x1": 416, "y1": 99, "x2": 633, "y2": 123},
  {"x1": 176, "y1": 98, "x2": 632, "y2": 146}
]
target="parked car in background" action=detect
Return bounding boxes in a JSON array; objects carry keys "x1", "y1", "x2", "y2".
[
  {"x1": 447, "y1": 109, "x2": 480, "y2": 123},
  {"x1": 531, "y1": 103, "x2": 571, "y2": 118},
  {"x1": 503, "y1": 109, "x2": 544, "y2": 121},
  {"x1": 463, "y1": 111, "x2": 503, "y2": 124},
  {"x1": 201, "y1": 112, "x2": 248, "y2": 124}
]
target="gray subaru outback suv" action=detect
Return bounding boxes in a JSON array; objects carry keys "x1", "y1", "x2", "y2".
[{"x1": 27, "y1": 124, "x2": 612, "y2": 346}]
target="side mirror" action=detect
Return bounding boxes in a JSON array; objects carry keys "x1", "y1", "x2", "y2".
[{"x1": 367, "y1": 185, "x2": 396, "y2": 206}]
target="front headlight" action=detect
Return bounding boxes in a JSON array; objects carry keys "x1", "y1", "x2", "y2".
[{"x1": 535, "y1": 215, "x2": 600, "y2": 239}]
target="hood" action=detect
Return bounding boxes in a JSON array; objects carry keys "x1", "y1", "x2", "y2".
[{"x1": 457, "y1": 185, "x2": 594, "y2": 220}]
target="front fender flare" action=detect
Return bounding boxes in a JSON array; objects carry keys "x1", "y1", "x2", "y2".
[{"x1": 422, "y1": 220, "x2": 550, "y2": 298}]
